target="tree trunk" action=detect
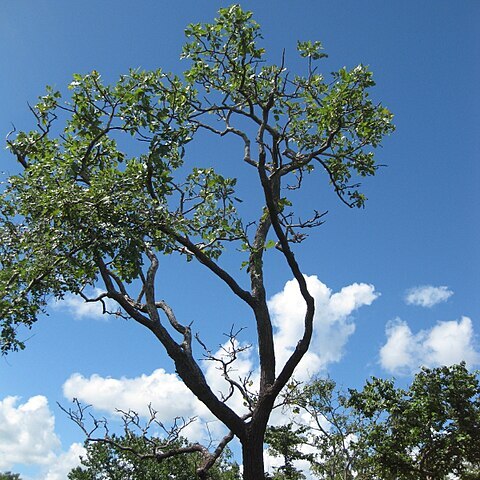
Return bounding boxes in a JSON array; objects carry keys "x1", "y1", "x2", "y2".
[{"x1": 241, "y1": 430, "x2": 266, "y2": 480}]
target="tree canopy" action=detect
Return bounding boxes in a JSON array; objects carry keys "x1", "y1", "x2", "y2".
[
  {"x1": 268, "y1": 363, "x2": 480, "y2": 479},
  {"x1": 349, "y1": 363, "x2": 480, "y2": 479},
  {"x1": 68, "y1": 434, "x2": 240, "y2": 480},
  {"x1": 0, "y1": 5, "x2": 394, "y2": 479},
  {"x1": 0, "y1": 474, "x2": 21, "y2": 480}
]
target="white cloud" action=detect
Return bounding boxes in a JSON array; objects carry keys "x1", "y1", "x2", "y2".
[
  {"x1": 379, "y1": 319, "x2": 416, "y2": 373},
  {"x1": 43, "y1": 443, "x2": 85, "y2": 480},
  {"x1": 425, "y1": 317, "x2": 479, "y2": 366},
  {"x1": 52, "y1": 288, "x2": 118, "y2": 320},
  {"x1": 63, "y1": 368, "x2": 204, "y2": 421},
  {"x1": 59, "y1": 275, "x2": 379, "y2": 443},
  {"x1": 405, "y1": 285, "x2": 453, "y2": 308},
  {"x1": 268, "y1": 275, "x2": 378, "y2": 379},
  {"x1": 62, "y1": 368, "x2": 230, "y2": 445},
  {"x1": 264, "y1": 448, "x2": 312, "y2": 479},
  {"x1": 62, "y1": 355, "x2": 257, "y2": 445},
  {"x1": 59, "y1": 276, "x2": 379, "y2": 431},
  {"x1": 380, "y1": 316, "x2": 479, "y2": 374},
  {"x1": 0, "y1": 395, "x2": 86, "y2": 479},
  {"x1": 0, "y1": 395, "x2": 60, "y2": 469}
]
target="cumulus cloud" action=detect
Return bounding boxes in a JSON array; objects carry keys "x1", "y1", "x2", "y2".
[
  {"x1": 60, "y1": 276, "x2": 378, "y2": 435},
  {"x1": 405, "y1": 285, "x2": 453, "y2": 308},
  {"x1": 60, "y1": 276, "x2": 378, "y2": 429},
  {"x1": 380, "y1": 316, "x2": 479, "y2": 374},
  {"x1": 0, "y1": 395, "x2": 86, "y2": 479},
  {"x1": 63, "y1": 368, "x2": 205, "y2": 421},
  {"x1": 63, "y1": 350, "x2": 256, "y2": 444},
  {"x1": 63, "y1": 367, "x2": 237, "y2": 445},
  {"x1": 268, "y1": 275, "x2": 378, "y2": 379},
  {"x1": 43, "y1": 443, "x2": 85, "y2": 480},
  {"x1": 0, "y1": 395, "x2": 60, "y2": 470},
  {"x1": 52, "y1": 288, "x2": 118, "y2": 320}
]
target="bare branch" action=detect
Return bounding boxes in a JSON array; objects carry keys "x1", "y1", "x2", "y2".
[
  {"x1": 156, "y1": 300, "x2": 192, "y2": 354},
  {"x1": 155, "y1": 225, "x2": 255, "y2": 308},
  {"x1": 197, "y1": 327, "x2": 256, "y2": 410},
  {"x1": 197, "y1": 429, "x2": 235, "y2": 479},
  {"x1": 60, "y1": 399, "x2": 238, "y2": 480}
]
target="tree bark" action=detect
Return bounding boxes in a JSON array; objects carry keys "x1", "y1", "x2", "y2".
[{"x1": 241, "y1": 429, "x2": 267, "y2": 480}]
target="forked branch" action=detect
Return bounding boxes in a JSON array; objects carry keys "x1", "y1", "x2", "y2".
[{"x1": 59, "y1": 399, "x2": 236, "y2": 480}]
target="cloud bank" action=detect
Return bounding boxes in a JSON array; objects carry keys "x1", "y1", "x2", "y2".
[
  {"x1": 43, "y1": 443, "x2": 86, "y2": 480},
  {"x1": 62, "y1": 276, "x2": 378, "y2": 424},
  {"x1": 0, "y1": 395, "x2": 84, "y2": 478},
  {"x1": 62, "y1": 346, "x2": 256, "y2": 443},
  {"x1": 63, "y1": 368, "x2": 204, "y2": 420},
  {"x1": 0, "y1": 395, "x2": 60, "y2": 469},
  {"x1": 59, "y1": 275, "x2": 378, "y2": 453},
  {"x1": 380, "y1": 316, "x2": 479, "y2": 374}
]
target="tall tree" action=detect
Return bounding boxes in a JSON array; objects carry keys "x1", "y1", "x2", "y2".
[{"x1": 0, "y1": 6, "x2": 393, "y2": 479}]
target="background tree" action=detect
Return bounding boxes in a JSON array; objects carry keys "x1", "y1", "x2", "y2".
[
  {"x1": 68, "y1": 433, "x2": 240, "y2": 480},
  {"x1": 272, "y1": 378, "x2": 368, "y2": 480},
  {"x1": 0, "y1": 474, "x2": 21, "y2": 480},
  {"x1": 265, "y1": 423, "x2": 310, "y2": 480},
  {"x1": 64, "y1": 401, "x2": 240, "y2": 480},
  {"x1": 272, "y1": 363, "x2": 480, "y2": 480},
  {"x1": 348, "y1": 362, "x2": 480, "y2": 480},
  {"x1": 0, "y1": 5, "x2": 393, "y2": 479}
]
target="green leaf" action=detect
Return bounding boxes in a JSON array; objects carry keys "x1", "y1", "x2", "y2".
[{"x1": 265, "y1": 239, "x2": 276, "y2": 250}]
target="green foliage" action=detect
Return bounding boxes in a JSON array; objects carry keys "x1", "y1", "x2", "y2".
[
  {"x1": 276, "y1": 364, "x2": 480, "y2": 479},
  {"x1": 0, "y1": 473, "x2": 21, "y2": 480},
  {"x1": 0, "y1": 5, "x2": 393, "y2": 354},
  {"x1": 348, "y1": 362, "x2": 480, "y2": 479},
  {"x1": 68, "y1": 435, "x2": 241, "y2": 480},
  {"x1": 182, "y1": 5, "x2": 393, "y2": 206},
  {"x1": 265, "y1": 423, "x2": 311, "y2": 479},
  {"x1": 0, "y1": 67, "x2": 243, "y2": 352},
  {"x1": 297, "y1": 41, "x2": 328, "y2": 60},
  {"x1": 277, "y1": 378, "x2": 365, "y2": 480}
]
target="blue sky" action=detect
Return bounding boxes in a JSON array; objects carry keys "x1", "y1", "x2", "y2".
[{"x1": 0, "y1": 1, "x2": 479, "y2": 477}]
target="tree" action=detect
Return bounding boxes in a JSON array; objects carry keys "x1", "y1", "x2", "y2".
[
  {"x1": 265, "y1": 423, "x2": 311, "y2": 480},
  {"x1": 270, "y1": 378, "x2": 368, "y2": 480},
  {"x1": 0, "y1": 5, "x2": 393, "y2": 479},
  {"x1": 0, "y1": 474, "x2": 21, "y2": 480},
  {"x1": 273, "y1": 364, "x2": 480, "y2": 480},
  {"x1": 348, "y1": 362, "x2": 480, "y2": 479},
  {"x1": 63, "y1": 400, "x2": 240, "y2": 480},
  {"x1": 68, "y1": 432, "x2": 240, "y2": 479}
]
